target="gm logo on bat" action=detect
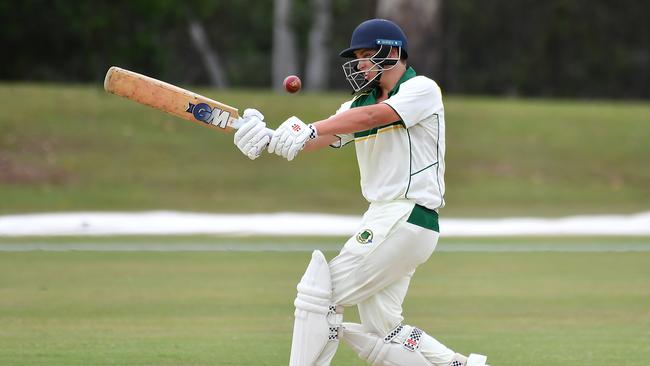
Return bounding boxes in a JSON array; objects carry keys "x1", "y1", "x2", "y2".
[{"x1": 186, "y1": 103, "x2": 231, "y2": 128}]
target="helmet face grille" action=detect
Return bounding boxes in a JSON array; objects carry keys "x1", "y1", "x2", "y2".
[{"x1": 342, "y1": 45, "x2": 401, "y2": 93}]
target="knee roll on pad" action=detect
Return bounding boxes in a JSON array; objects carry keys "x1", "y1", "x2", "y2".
[
  {"x1": 340, "y1": 323, "x2": 432, "y2": 366},
  {"x1": 290, "y1": 250, "x2": 343, "y2": 366}
]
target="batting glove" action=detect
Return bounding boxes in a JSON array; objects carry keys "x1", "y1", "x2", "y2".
[
  {"x1": 234, "y1": 108, "x2": 273, "y2": 160},
  {"x1": 267, "y1": 116, "x2": 318, "y2": 161}
]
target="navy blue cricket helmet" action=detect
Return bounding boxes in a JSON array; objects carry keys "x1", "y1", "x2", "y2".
[{"x1": 339, "y1": 19, "x2": 409, "y2": 59}]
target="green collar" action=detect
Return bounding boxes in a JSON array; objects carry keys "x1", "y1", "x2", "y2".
[
  {"x1": 353, "y1": 67, "x2": 417, "y2": 107},
  {"x1": 350, "y1": 67, "x2": 417, "y2": 138},
  {"x1": 388, "y1": 66, "x2": 417, "y2": 97}
]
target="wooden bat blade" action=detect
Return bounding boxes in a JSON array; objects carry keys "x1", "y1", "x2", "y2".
[{"x1": 104, "y1": 66, "x2": 241, "y2": 131}]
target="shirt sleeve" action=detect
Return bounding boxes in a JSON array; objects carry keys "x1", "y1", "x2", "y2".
[
  {"x1": 329, "y1": 100, "x2": 355, "y2": 148},
  {"x1": 382, "y1": 76, "x2": 442, "y2": 128}
]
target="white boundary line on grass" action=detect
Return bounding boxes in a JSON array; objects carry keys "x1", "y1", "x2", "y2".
[{"x1": 1, "y1": 211, "x2": 650, "y2": 236}]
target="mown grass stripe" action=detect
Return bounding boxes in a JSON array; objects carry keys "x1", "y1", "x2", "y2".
[{"x1": 1, "y1": 241, "x2": 649, "y2": 252}]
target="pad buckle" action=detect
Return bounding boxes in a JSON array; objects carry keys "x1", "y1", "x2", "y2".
[
  {"x1": 327, "y1": 305, "x2": 342, "y2": 341},
  {"x1": 328, "y1": 326, "x2": 339, "y2": 340},
  {"x1": 403, "y1": 327, "x2": 423, "y2": 352}
]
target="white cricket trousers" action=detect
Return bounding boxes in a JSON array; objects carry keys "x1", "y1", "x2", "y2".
[
  {"x1": 329, "y1": 200, "x2": 456, "y2": 365},
  {"x1": 329, "y1": 199, "x2": 438, "y2": 335}
]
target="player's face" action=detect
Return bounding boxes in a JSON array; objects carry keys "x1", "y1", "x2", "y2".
[
  {"x1": 343, "y1": 46, "x2": 400, "y2": 93},
  {"x1": 353, "y1": 49, "x2": 380, "y2": 80}
]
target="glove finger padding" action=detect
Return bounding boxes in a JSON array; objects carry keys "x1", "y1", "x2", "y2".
[
  {"x1": 234, "y1": 116, "x2": 260, "y2": 145},
  {"x1": 242, "y1": 123, "x2": 265, "y2": 150},
  {"x1": 281, "y1": 135, "x2": 293, "y2": 158},
  {"x1": 268, "y1": 130, "x2": 281, "y2": 154},
  {"x1": 244, "y1": 126, "x2": 273, "y2": 156},
  {"x1": 245, "y1": 136, "x2": 270, "y2": 160},
  {"x1": 268, "y1": 116, "x2": 313, "y2": 161},
  {"x1": 276, "y1": 130, "x2": 293, "y2": 157},
  {"x1": 269, "y1": 129, "x2": 287, "y2": 156},
  {"x1": 245, "y1": 138, "x2": 270, "y2": 160},
  {"x1": 270, "y1": 116, "x2": 303, "y2": 153},
  {"x1": 237, "y1": 121, "x2": 265, "y2": 150},
  {"x1": 286, "y1": 137, "x2": 307, "y2": 161},
  {"x1": 251, "y1": 134, "x2": 271, "y2": 155},
  {"x1": 242, "y1": 108, "x2": 264, "y2": 121}
]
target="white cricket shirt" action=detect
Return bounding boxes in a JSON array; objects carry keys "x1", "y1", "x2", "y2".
[{"x1": 332, "y1": 67, "x2": 446, "y2": 210}]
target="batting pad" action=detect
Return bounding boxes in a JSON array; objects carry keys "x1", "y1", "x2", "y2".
[{"x1": 289, "y1": 250, "x2": 341, "y2": 366}]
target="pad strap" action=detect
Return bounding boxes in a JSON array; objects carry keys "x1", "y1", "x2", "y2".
[
  {"x1": 383, "y1": 324, "x2": 423, "y2": 352},
  {"x1": 384, "y1": 324, "x2": 404, "y2": 343},
  {"x1": 403, "y1": 327, "x2": 423, "y2": 352},
  {"x1": 327, "y1": 305, "x2": 343, "y2": 341}
]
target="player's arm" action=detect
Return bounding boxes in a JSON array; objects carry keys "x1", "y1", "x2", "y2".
[
  {"x1": 308, "y1": 77, "x2": 441, "y2": 151},
  {"x1": 311, "y1": 103, "x2": 399, "y2": 136},
  {"x1": 303, "y1": 135, "x2": 340, "y2": 152},
  {"x1": 269, "y1": 103, "x2": 400, "y2": 159},
  {"x1": 303, "y1": 104, "x2": 399, "y2": 152}
]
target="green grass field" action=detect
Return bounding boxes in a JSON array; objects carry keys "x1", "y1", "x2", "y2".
[
  {"x1": 1, "y1": 84, "x2": 649, "y2": 365},
  {"x1": 1, "y1": 83, "x2": 648, "y2": 216},
  {"x1": 1, "y1": 237, "x2": 649, "y2": 365}
]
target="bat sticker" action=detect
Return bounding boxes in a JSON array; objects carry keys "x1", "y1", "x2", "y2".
[{"x1": 186, "y1": 103, "x2": 231, "y2": 128}]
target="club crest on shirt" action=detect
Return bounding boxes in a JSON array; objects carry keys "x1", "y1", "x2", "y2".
[{"x1": 356, "y1": 229, "x2": 374, "y2": 244}]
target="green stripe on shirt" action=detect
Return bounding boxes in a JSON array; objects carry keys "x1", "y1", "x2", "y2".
[
  {"x1": 350, "y1": 67, "x2": 417, "y2": 138},
  {"x1": 354, "y1": 121, "x2": 405, "y2": 138}
]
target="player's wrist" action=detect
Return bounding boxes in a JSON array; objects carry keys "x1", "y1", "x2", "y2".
[{"x1": 307, "y1": 124, "x2": 318, "y2": 140}]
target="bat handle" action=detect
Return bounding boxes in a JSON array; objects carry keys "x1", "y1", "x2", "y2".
[{"x1": 230, "y1": 117, "x2": 245, "y2": 130}]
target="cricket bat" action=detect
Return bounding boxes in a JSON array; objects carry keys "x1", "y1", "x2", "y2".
[{"x1": 104, "y1": 66, "x2": 245, "y2": 131}]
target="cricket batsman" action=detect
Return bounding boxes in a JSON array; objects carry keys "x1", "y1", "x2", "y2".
[{"x1": 233, "y1": 19, "x2": 490, "y2": 366}]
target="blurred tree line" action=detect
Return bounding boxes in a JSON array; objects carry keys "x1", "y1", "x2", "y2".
[{"x1": 1, "y1": 0, "x2": 648, "y2": 98}]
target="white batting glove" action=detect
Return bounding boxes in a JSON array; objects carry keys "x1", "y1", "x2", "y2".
[
  {"x1": 234, "y1": 108, "x2": 273, "y2": 160},
  {"x1": 267, "y1": 116, "x2": 318, "y2": 161}
]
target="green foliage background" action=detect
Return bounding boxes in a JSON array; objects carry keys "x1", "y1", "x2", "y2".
[{"x1": 1, "y1": 0, "x2": 648, "y2": 98}]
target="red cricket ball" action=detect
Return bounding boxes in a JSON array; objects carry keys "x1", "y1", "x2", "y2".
[{"x1": 283, "y1": 75, "x2": 302, "y2": 93}]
